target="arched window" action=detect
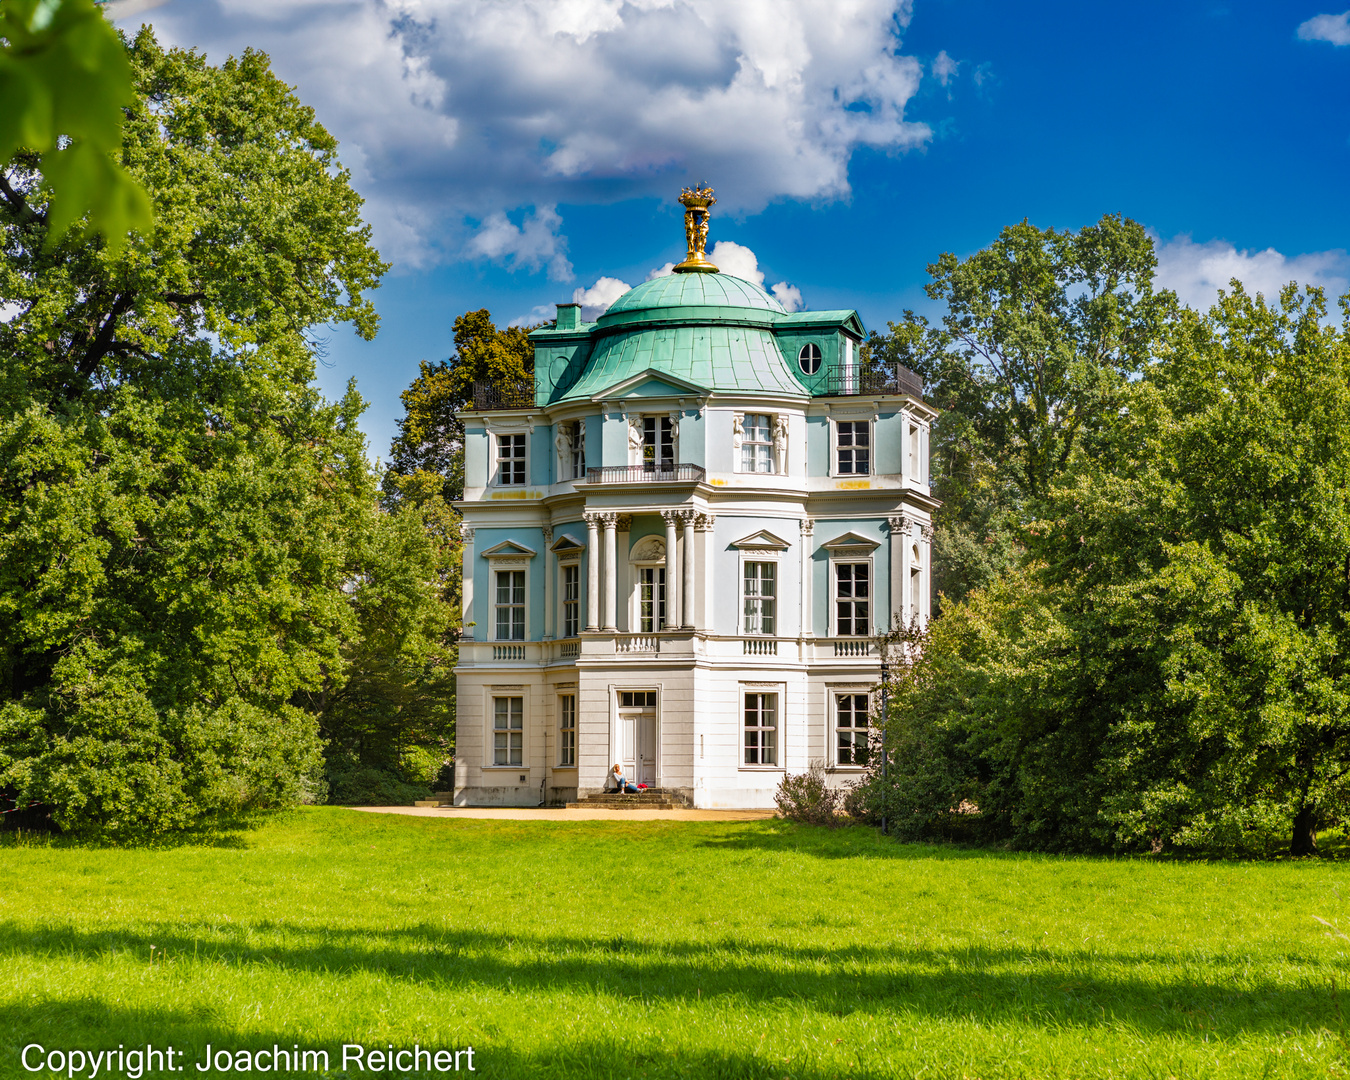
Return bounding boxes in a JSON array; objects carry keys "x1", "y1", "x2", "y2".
[{"x1": 798, "y1": 342, "x2": 821, "y2": 375}]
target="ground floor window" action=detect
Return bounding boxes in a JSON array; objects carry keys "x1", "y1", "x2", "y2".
[
  {"x1": 558, "y1": 694, "x2": 576, "y2": 766},
  {"x1": 744, "y1": 692, "x2": 778, "y2": 765},
  {"x1": 493, "y1": 695, "x2": 523, "y2": 766},
  {"x1": 835, "y1": 693, "x2": 870, "y2": 766}
]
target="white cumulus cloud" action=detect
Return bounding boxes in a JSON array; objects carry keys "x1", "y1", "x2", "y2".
[
  {"x1": 127, "y1": 0, "x2": 931, "y2": 269},
  {"x1": 1298, "y1": 11, "x2": 1350, "y2": 45},
  {"x1": 1153, "y1": 234, "x2": 1350, "y2": 311},
  {"x1": 572, "y1": 276, "x2": 634, "y2": 320},
  {"x1": 466, "y1": 205, "x2": 572, "y2": 280},
  {"x1": 561, "y1": 241, "x2": 804, "y2": 321},
  {"x1": 931, "y1": 49, "x2": 959, "y2": 87}
]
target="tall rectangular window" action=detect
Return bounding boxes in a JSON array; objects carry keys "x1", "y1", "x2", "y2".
[
  {"x1": 642, "y1": 416, "x2": 675, "y2": 469},
  {"x1": 562, "y1": 563, "x2": 580, "y2": 637},
  {"x1": 743, "y1": 562, "x2": 776, "y2": 635},
  {"x1": 744, "y1": 692, "x2": 778, "y2": 766},
  {"x1": 836, "y1": 693, "x2": 870, "y2": 766},
  {"x1": 497, "y1": 434, "x2": 526, "y2": 485},
  {"x1": 495, "y1": 569, "x2": 525, "y2": 640},
  {"x1": 558, "y1": 694, "x2": 576, "y2": 766},
  {"x1": 835, "y1": 563, "x2": 869, "y2": 636},
  {"x1": 638, "y1": 567, "x2": 666, "y2": 632},
  {"x1": 493, "y1": 696, "x2": 523, "y2": 766},
  {"x1": 908, "y1": 423, "x2": 921, "y2": 480},
  {"x1": 569, "y1": 420, "x2": 586, "y2": 479},
  {"x1": 836, "y1": 422, "x2": 870, "y2": 475},
  {"x1": 741, "y1": 413, "x2": 774, "y2": 473}
]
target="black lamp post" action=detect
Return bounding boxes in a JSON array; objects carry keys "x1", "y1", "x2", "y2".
[{"x1": 879, "y1": 656, "x2": 891, "y2": 836}]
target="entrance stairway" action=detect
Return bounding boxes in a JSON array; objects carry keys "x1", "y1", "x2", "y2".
[{"x1": 566, "y1": 787, "x2": 692, "y2": 810}]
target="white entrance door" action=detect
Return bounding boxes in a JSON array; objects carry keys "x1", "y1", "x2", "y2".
[
  {"x1": 636, "y1": 711, "x2": 656, "y2": 785},
  {"x1": 618, "y1": 691, "x2": 658, "y2": 786}
]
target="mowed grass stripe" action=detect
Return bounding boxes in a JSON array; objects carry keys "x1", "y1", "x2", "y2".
[{"x1": 1, "y1": 809, "x2": 1348, "y2": 1079}]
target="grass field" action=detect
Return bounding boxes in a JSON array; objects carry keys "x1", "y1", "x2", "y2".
[{"x1": 3, "y1": 809, "x2": 1350, "y2": 1079}]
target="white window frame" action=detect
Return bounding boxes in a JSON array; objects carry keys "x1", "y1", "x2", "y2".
[
  {"x1": 908, "y1": 421, "x2": 921, "y2": 481},
  {"x1": 490, "y1": 693, "x2": 525, "y2": 768},
  {"x1": 493, "y1": 567, "x2": 527, "y2": 641},
  {"x1": 831, "y1": 418, "x2": 873, "y2": 477},
  {"x1": 830, "y1": 556, "x2": 874, "y2": 637},
  {"x1": 632, "y1": 564, "x2": 668, "y2": 632},
  {"x1": 559, "y1": 558, "x2": 581, "y2": 639},
  {"x1": 798, "y1": 342, "x2": 821, "y2": 375},
  {"x1": 739, "y1": 681, "x2": 786, "y2": 772},
  {"x1": 558, "y1": 693, "x2": 577, "y2": 767},
  {"x1": 495, "y1": 432, "x2": 528, "y2": 486},
  {"x1": 741, "y1": 557, "x2": 779, "y2": 636},
  {"x1": 740, "y1": 413, "x2": 775, "y2": 474},
  {"x1": 831, "y1": 688, "x2": 872, "y2": 770},
  {"x1": 564, "y1": 419, "x2": 586, "y2": 480}
]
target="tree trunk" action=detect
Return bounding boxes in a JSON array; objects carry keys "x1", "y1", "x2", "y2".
[{"x1": 1291, "y1": 803, "x2": 1318, "y2": 857}]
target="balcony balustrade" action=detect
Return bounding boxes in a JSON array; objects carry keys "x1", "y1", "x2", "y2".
[
  {"x1": 816, "y1": 363, "x2": 924, "y2": 399},
  {"x1": 585, "y1": 464, "x2": 706, "y2": 484},
  {"x1": 471, "y1": 380, "x2": 535, "y2": 411}
]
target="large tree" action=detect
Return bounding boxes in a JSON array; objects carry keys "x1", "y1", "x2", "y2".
[
  {"x1": 0, "y1": 31, "x2": 390, "y2": 838},
  {"x1": 870, "y1": 215, "x2": 1176, "y2": 606},
  {"x1": 385, "y1": 309, "x2": 535, "y2": 504},
  {"x1": 870, "y1": 283, "x2": 1350, "y2": 856}
]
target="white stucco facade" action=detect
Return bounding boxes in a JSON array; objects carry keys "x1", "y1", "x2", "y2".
[{"x1": 453, "y1": 272, "x2": 938, "y2": 808}]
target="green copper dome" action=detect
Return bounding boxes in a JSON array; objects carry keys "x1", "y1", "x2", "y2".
[{"x1": 599, "y1": 273, "x2": 786, "y2": 323}]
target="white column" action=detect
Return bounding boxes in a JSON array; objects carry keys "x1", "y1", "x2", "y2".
[
  {"x1": 461, "y1": 525, "x2": 475, "y2": 636},
  {"x1": 542, "y1": 525, "x2": 554, "y2": 640},
  {"x1": 901, "y1": 520, "x2": 913, "y2": 624},
  {"x1": 698, "y1": 513, "x2": 715, "y2": 632},
  {"x1": 799, "y1": 518, "x2": 813, "y2": 638},
  {"x1": 662, "y1": 510, "x2": 680, "y2": 630},
  {"x1": 681, "y1": 510, "x2": 696, "y2": 630},
  {"x1": 616, "y1": 515, "x2": 631, "y2": 632},
  {"x1": 889, "y1": 515, "x2": 907, "y2": 632},
  {"x1": 585, "y1": 513, "x2": 600, "y2": 631},
  {"x1": 921, "y1": 523, "x2": 933, "y2": 627},
  {"x1": 603, "y1": 514, "x2": 618, "y2": 631}
]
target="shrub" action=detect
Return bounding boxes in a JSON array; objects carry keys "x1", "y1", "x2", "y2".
[
  {"x1": 774, "y1": 761, "x2": 842, "y2": 827},
  {"x1": 326, "y1": 765, "x2": 429, "y2": 806}
]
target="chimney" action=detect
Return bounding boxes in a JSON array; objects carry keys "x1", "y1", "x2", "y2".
[{"x1": 555, "y1": 302, "x2": 581, "y2": 330}]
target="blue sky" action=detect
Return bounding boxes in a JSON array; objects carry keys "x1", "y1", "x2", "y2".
[{"x1": 120, "y1": 1, "x2": 1350, "y2": 462}]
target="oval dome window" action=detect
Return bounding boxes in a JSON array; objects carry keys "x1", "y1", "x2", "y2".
[{"x1": 798, "y1": 342, "x2": 822, "y2": 375}]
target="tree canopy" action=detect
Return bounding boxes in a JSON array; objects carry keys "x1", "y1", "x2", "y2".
[
  {"x1": 0, "y1": 30, "x2": 403, "y2": 838},
  {"x1": 385, "y1": 308, "x2": 535, "y2": 504},
  {"x1": 0, "y1": 0, "x2": 152, "y2": 247},
  {"x1": 868, "y1": 280, "x2": 1350, "y2": 856}
]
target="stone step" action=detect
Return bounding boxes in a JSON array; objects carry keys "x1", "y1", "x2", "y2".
[
  {"x1": 565, "y1": 801, "x2": 684, "y2": 810},
  {"x1": 414, "y1": 799, "x2": 453, "y2": 808}
]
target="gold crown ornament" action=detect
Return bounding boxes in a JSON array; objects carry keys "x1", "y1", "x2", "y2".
[{"x1": 672, "y1": 184, "x2": 719, "y2": 273}]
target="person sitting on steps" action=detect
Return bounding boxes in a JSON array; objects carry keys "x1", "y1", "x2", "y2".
[{"x1": 611, "y1": 762, "x2": 640, "y2": 794}]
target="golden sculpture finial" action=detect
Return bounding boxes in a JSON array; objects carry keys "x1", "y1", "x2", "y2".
[{"x1": 672, "y1": 183, "x2": 718, "y2": 274}]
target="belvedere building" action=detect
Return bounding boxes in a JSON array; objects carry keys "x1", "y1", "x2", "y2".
[{"x1": 452, "y1": 188, "x2": 937, "y2": 808}]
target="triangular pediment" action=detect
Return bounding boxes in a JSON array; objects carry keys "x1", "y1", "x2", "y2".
[
  {"x1": 730, "y1": 529, "x2": 791, "y2": 551},
  {"x1": 821, "y1": 530, "x2": 879, "y2": 553},
  {"x1": 550, "y1": 533, "x2": 585, "y2": 553},
  {"x1": 480, "y1": 539, "x2": 537, "y2": 558},
  {"x1": 590, "y1": 367, "x2": 709, "y2": 402}
]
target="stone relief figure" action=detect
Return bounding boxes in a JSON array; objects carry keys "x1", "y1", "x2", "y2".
[
  {"x1": 555, "y1": 424, "x2": 571, "y2": 470},
  {"x1": 732, "y1": 413, "x2": 744, "y2": 454},
  {"x1": 668, "y1": 411, "x2": 681, "y2": 460},
  {"x1": 628, "y1": 414, "x2": 645, "y2": 464},
  {"x1": 773, "y1": 416, "x2": 788, "y2": 472}
]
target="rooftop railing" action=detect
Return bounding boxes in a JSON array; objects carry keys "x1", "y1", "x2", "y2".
[
  {"x1": 585, "y1": 464, "x2": 706, "y2": 484},
  {"x1": 816, "y1": 363, "x2": 925, "y2": 399},
  {"x1": 470, "y1": 380, "x2": 535, "y2": 411}
]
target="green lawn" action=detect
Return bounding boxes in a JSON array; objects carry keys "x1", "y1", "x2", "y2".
[{"x1": 3, "y1": 809, "x2": 1349, "y2": 1079}]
